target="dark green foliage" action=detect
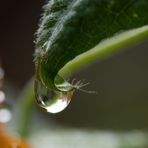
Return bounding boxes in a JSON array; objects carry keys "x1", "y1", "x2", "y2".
[{"x1": 35, "y1": 0, "x2": 148, "y2": 89}]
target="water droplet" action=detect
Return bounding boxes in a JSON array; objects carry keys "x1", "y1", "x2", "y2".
[{"x1": 34, "y1": 80, "x2": 73, "y2": 113}]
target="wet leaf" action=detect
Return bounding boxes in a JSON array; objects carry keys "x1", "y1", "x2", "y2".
[{"x1": 35, "y1": 0, "x2": 148, "y2": 90}]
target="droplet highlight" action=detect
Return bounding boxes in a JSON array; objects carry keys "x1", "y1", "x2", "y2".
[{"x1": 34, "y1": 80, "x2": 73, "y2": 113}]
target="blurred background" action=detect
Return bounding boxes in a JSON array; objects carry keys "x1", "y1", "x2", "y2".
[{"x1": 0, "y1": 0, "x2": 148, "y2": 147}]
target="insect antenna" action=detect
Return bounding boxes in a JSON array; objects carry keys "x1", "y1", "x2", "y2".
[{"x1": 71, "y1": 79, "x2": 97, "y2": 94}]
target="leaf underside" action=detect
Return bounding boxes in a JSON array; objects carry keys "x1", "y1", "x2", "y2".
[{"x1": 35, "y1": 0, "x2": 148, "y2": 90}]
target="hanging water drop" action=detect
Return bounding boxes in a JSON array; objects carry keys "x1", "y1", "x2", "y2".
[{"x1": 34, "y1": 80, "x2": 73, "y2": 113}]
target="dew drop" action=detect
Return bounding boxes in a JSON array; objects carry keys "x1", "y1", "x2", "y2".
[{"x1": 34, "y1": 80, "x2": 73, "y2": 113}]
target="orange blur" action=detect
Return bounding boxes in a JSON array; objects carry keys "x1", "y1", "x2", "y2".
[
  {"x1": 0, "y1": 124, "x2": 31, "y2": 148},
  {"x1": 66, "y1": 91, "x2": 73, "y2": 103}
]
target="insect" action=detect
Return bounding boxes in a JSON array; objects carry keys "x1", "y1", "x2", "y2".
[{"x1": 71, "y1": 78, "x2": 97, "y2": 94}]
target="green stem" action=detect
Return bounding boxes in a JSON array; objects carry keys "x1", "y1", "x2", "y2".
[
  {"x1": 59, "y1": 25, "x2": 148, "y2": 77},
  {"x1": 11, "y1": 78, "x2": 35, "y2": 137}
]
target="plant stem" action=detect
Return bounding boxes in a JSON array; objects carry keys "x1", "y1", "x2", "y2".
[
  {"x1": 59, "y1": 25, "x2": 148, "y2": 77},
  {"x1": 11, "y1": 78, "x2": 35, "y2": 137}
]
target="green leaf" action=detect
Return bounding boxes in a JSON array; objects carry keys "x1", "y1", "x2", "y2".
[{"x1": 35, "y1": 0, "x2": 148, "y2": 91}]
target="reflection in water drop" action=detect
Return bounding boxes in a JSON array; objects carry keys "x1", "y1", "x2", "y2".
[{"x1": 34, "y1": 80, "x2": 73, "y2": 113}]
